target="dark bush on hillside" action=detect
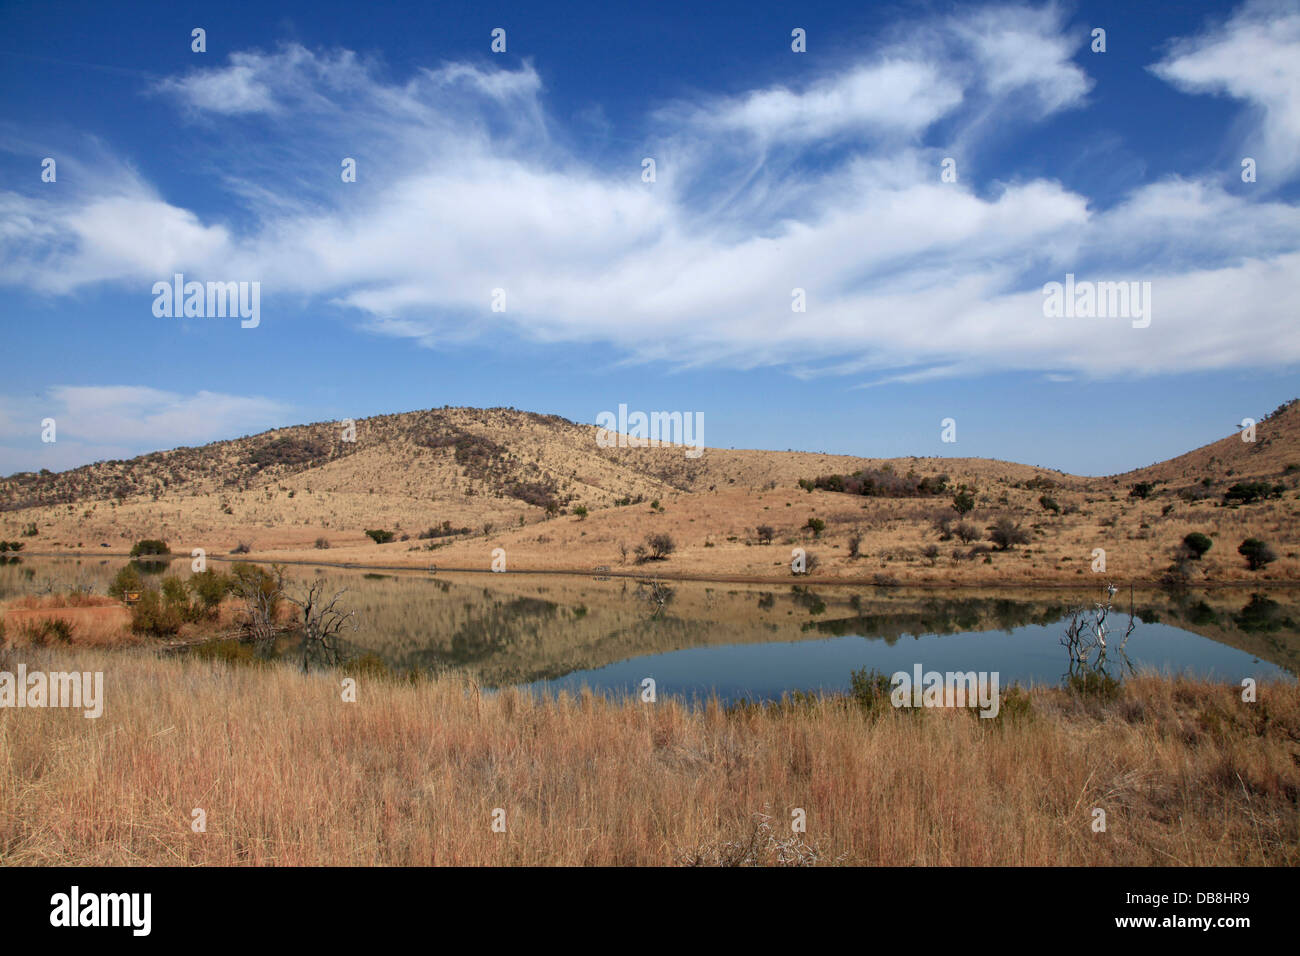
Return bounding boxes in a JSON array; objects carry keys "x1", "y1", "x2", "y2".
[
  {"x1": 417, "y1": 521, "x2": 471, "y2": 540},
  {"x1": 952, "y1": 486, "x2": 976, "y2": 516},
  {"x1": 502, "y1": 480, "x2": 559, "y2": 511},
  {"x1": 988, "y1": 517, "x2": 1030, "y2": 551},
  {"x1": 634, "y1": 533, "x2": 676, "y2": 562},
  {"x1": 129, "y1": 539, "x2": 170, "y2": 557},
  {"x1": 1237, "y1": 538, "x2": 1277, "y2": 571},
  {"x1": 453, "y1": 433, "x2": 503, "y2": 466},
  {"x1": 1038, "y1": 495, "x2": 1060, "y2": 514},
  {"x1": 1182, "y1": 532, "x2": 1212, "y2": 560},
  {"x1": 248, "y1": 435, "x2": 328, "y2": 471},
  {"x1": 1129, "y1": 482, "x2": 1154, "y2": 500},
  {"x1": 364, "y1": 529, "x2": 395, "y2": 544},
  {"x1": 756, "y1": 525, "x2": 775, "y2": 545},
  {"x1": 803, "y1": 517, "x2": 825, "y2": 539},
  {"x1": 230, "y1": 542, "x2": 251, "y2": 555},
  {"x1": 1223, "y1": 481, "x2": 1283, "y2": 505},
  {"x1": 799, "y1": 469, "x2": 948, "y2": 498},
  {"x1": 848, "y1": 530, "x2": 862, "y2": 558}
]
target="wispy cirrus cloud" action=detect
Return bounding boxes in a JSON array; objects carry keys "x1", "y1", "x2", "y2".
[
  {"x1": 1, "y1": 2, "x2": 1297, "y2": 386},
  {"x1": 1151, "y1": 0, "x2": 1300, "y2": 183}
]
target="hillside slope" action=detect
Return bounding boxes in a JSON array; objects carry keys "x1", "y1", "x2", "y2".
[{"x1": 1, "y1": 402, "x2": 1296, "y2": 585}]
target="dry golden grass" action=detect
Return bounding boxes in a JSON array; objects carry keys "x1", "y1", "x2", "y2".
[
  {"x1": 0, "y1": 604, "x2": 134, "y2": 647},
  {"x1": 1, "y1": 646, "x2": 1296, "y2": 865},
  {"x1": 7, "y1": 593, "x2": 119, "y2": 610}
]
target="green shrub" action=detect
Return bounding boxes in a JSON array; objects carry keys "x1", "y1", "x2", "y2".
[
  {"x1": 803, "y1": 517, "x2": 826, "y2": 538},
  {"x1": 849, "y1": 667, "x2": 894, "y2": 712},
  {"x1": 189, "y1": 568, "x2": 231, "y2": 612},
  {"x1": 1038, "y1": 495, "x2": 1060, "y2": 513},
  {"x1": 129, "y1": 589, "x2": 184, "y2": 636},
  {"x1": 108, "y1": 563, "x2": 144, "y2": 600},
  {"x1": 365, "y1": 529, "x2": 395, "y2": 544},
  {"x1": 1128, "y1": 482, "x2": 1154, "y2": 500},
  {"x1": 1067, "y1": 670, "x2": 1121, "y2": 700},
  {"x1": 996, "y1": 685, "x2": 1034, "y2": 722},
  {"x1": 952, "y1": 487, "x2": 976, "y2": 515}
]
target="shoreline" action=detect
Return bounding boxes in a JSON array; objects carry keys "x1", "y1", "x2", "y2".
[{"x1": 15, "y1": 548, "x2": 1300, "y2": 590}]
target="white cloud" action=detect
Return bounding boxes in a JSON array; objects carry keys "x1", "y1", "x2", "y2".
[
  {"x1": 676, "y1": 60, "x2": 965, "y2": 143},
  {"x1": 1151, "y1": 0, "x2": 1300, "y2": 181},
  {"x1": 1, "y1": 4, "x2": 1298, "y2": 384},
  {"x1": 0, "y1": 387, "x2": 291, "y2": 474}
]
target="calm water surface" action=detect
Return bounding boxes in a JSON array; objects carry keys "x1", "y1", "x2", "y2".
[{"x1": 3, "y1": 556, "x2": 1296, "y2": 704}]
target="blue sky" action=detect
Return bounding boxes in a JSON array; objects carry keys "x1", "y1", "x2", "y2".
[{"x1": 1, "y1": 0, "x2": 1297, "y2": 477}]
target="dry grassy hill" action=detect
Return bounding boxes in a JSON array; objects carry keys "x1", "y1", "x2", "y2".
[{"x1": 2, "y1": 401, "x2": 1297, "y2": 586}]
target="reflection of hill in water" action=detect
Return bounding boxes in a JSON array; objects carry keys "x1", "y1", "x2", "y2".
[
  {"x1": 3, "y1": 559, "x2": 1297, "y2": 683},
  {"x1": 322, "y1": 572, "x2": 1300, "y2": 685}
]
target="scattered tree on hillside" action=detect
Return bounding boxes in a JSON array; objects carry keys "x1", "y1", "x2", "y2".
[
  {"x1": 952, "y1": 486, "x2": 976, "y2": 516},
  {"x1": 1237, "y1": 538, "x2": 1277, "y2": 571},
  {"x1": 1182, "y1": 532, "x2": 1212, "y2": 560},
  {"x1": 988, "y1": 517, "x2": 1030, "y2": 551},
  {"x1": 634, "y1": 533, "x2": 676, "y2": 563}
]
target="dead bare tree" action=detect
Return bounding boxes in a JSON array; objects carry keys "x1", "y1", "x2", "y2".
[
  {"x1": 286, "y1": 581, "x2": 358, "y2": 671},
  {"x1": 229, "y1": 563, "x2": 287, "y2": 655},
  {"x1": 634, "y1": 576, "x2": 674, "y2": 619},
  {"x1": 1061, "y1": 583, "x2": 1137, "y2": 676}
]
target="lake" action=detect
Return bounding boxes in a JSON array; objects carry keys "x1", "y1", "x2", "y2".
[{"x1": 3, "y1": 555, "x2": 1297, "y2": 704}]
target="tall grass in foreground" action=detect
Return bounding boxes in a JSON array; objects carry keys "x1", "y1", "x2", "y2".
[{"x1": 1, "y1": 646, "x2": 1296, "y2": 866}]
